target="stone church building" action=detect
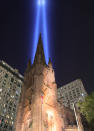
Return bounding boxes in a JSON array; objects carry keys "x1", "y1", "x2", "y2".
[{"x1": 15, "y1": 35, "x2": 84, "y2": 131}]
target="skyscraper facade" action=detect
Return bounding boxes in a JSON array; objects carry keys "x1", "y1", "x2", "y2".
[
  {"x1": 57, "y1": 79, "x2": 87, "y2": 109},
  {"x1": 0, "y1": 60, "x2": 23, "y2": 131}
]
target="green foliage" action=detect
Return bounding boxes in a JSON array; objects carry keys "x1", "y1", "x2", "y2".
[{"x1": 78, "y1": 92, "x2": 94, "y2": 129}]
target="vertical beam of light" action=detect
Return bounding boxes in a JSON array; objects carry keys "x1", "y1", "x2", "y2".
[
  {"x1": 31, "y1": 0, "x2": 49, "y2": 64},
  {"x1": 32, "y1": 6, "x2": 40, "y2": 64},
  {"x1": 42, "y1": 5, "x2": 49, "y2": 64}
]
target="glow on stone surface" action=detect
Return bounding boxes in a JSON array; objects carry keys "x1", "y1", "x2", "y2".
[
  {"x1": 47, "y1": 110, "x2": 53, "y2": 118},
  {"x1": 46, "y1": 111, "x2": 57, "y2": 131}
]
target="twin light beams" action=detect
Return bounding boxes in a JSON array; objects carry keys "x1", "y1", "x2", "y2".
[{"x1": 32, "y1": 0, "x2": 49, "y2": 64}]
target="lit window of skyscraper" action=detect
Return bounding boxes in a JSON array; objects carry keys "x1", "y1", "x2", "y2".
[
  {"x1": 58, "y1": 79, "x2": 87, "y2": 109},
  {"x1": 0, "y1": 60, "x2": 23, "y2": 131}
]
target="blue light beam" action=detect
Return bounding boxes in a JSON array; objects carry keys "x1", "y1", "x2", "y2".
[
  {"x1": 38, "y1": 0, "x2": 45, "y2": 6},
  {"x1": 32, "y1": 0, "x2": 49, "y2": 64},
  {"x1": 42, "y1": 5, "x2": 49, "y2": 64},
  {"x1": 32, "y1": 6, "x2": 40, "y2": 63}
]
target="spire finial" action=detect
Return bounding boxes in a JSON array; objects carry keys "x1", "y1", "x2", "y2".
[
  {"x1": 25, "y1": 58, "x2": 31, "y2": 73},
  {"x1": 33, "y1": 34, "x2": 46, "y2": 65},
  {"x1": 48, "y1": 58, "x2": 52, "y2": 67}
]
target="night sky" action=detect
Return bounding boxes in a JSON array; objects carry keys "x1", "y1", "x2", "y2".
[{"x1": 0, "y1": 0, "x2": 94, "y2": 93}]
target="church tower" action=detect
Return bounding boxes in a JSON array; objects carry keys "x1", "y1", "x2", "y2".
[{"x1": 15, "y1": 35, "x2": 64, "y2": 131}]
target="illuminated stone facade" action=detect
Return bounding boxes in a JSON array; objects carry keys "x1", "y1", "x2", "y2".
[
  {"x1": 0, "y1": 60, "x2": 23, "y2": 131},
  {"x1": 15, "y1": 35, "x2": 83, "y2": 131},
  {"x1": 58, "y1": 79, "x2": 87, "y2": 109}
]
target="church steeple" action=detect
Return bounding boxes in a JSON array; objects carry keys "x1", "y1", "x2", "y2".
[
  {"x1": 48, "y1": 58, "x2": 52, "y2": 68},
  {"x1": 24, "y1": 58, "x2": 31, "y2": 74},
  {"x1": 26, "y1": 59, "x2": 31, "y2": 71},
  {"x1": 33, "y1": 34, "x2": 46, "y2": 65}
]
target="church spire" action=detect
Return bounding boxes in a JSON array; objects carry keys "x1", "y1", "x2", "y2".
[
  {"x1": 33, "y1": 34, "x2": 46, "y2": 65},
  {"x1": 25, "y1": 58, "x2": 31, "y2": 73},
  {"x1": 48, "y1": 58, "x2": 52, "y2": 68}
]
